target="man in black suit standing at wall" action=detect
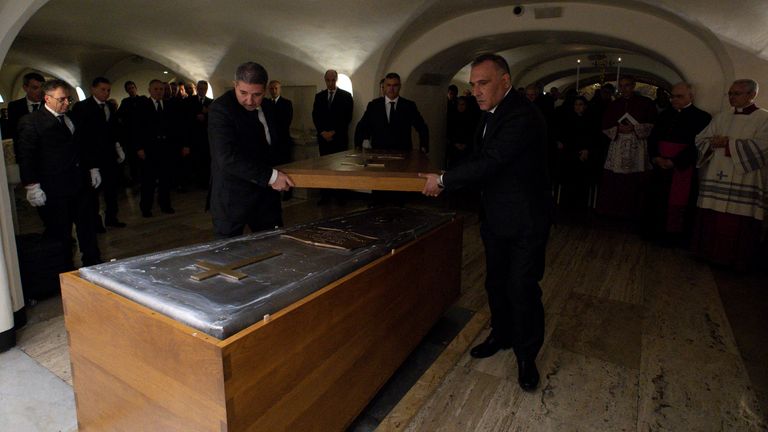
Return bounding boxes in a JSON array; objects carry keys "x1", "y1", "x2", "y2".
[
  {"x1": 135, "y1": 79, "x2": 183, "y2": 217},
  {"x1": 268, "y1": 79, "x2": 295, "y2": 200},
  {"x1": 267, "y1": 79, "x2": 294, "y2": 166},
  {"x1": 117, "y1": 80, "x2": 142, "y2": 185},
  {"x1": 72, "y1": 77, "x2": 127, "y2": 230},
  {"x1": 354, "y1": 72, "x2": 429, "y2": 153},
  {"x1": 312, "y1": 69, "x2": 353, "y2": 155},
  {"x1": 312, "y1": 69, "x2": 353, "y2": 204},
  {"x1": 420, "y1": 54, "x2": 552, "y2": 392},
  {"x1": 16, "y1": 79, "x2": 102, "y2": 267},
  {"x1": 184, "y1": 80, "x2": 213, "y2": 188},
  {"x1": 208, "y1": 62, "x2": 294, "y2": 238},
  {"x1": 7, "y1": 72, "x2": 46, "y2": 143}
]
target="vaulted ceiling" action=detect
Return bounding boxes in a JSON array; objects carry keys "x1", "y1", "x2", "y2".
[{"x1": 1, "y1": 0, "x2": 768, "y2": 104}]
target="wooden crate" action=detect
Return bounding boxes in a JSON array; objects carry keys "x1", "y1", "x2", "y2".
[{"x1": 62, "y1": 218, "x2": 462, "y2": 431}]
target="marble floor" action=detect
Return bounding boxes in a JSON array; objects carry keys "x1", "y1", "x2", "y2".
[{"x1": 2, "y1": 185, "x2": 767, "y2": 431}]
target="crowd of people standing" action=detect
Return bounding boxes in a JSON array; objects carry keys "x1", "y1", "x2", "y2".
[{"x1": 447, "y1": 75, "x2": 767, "y2": 271}]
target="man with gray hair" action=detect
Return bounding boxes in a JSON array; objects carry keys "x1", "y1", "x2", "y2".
[
  {"x1": 208, "y1": 61, "x2": 293, "y2": 238},
  {"x1": 16, "y1": 79, "x2": 102, "y2": 267},
  {"x1": 644, "y1": 82, "x2": 711, "y2": 244},
  {"x1": 692, "y1": 78, "x2": 768, "y2": 269}
]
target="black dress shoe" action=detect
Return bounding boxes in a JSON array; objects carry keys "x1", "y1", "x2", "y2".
[
  {"x1": 142, "y1": 210, "x2": 153, "y2": 218},
  {"x1": 160, "y1": 207, "x2": 175, "y2": 214},
  {"x1": 105, "y1": 220, "x2": 127, "y2": 228},
  {"x1": 517, "y1": 358, "x2": 540, "y2": 391},
  {"x1": 470, "y1": 334, "x2": 512, "y2": 359}
]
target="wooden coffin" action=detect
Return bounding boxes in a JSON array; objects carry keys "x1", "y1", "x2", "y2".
[{"x1": 62, "y1": 216, "x2": 462, "y2": 431}]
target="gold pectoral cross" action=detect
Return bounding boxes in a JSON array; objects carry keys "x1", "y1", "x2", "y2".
[{"x1": 190, "y1": 251, "x2": 282, "y2": 281}]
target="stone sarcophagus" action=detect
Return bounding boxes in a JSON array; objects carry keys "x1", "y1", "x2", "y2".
[{"x1": 61, "y1": 207, "x2": 462, "y2": 431}]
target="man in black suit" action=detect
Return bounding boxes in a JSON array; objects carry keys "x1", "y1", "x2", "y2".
[
  {"x1": 312, "y1": 69, "x2": 353, "y2": 156},
  {"x1": 182, "y1": 80, "x2": 213, "y2": 189},
  {"x1": 117, "y1": 80, "x2": 143, "y2": 185},
  {"x1": 16, "y1": 79, "x2": 102, "y2": 267},
  {"x1": 268, "y1": 79, "x2": 295, "y2": 201},
  {"x1": 354, "y1": 72, "x2": 429, "y2": 153},
  {"x1": 267, "y1": 80, "x2": 294, "y2": 166},
  {"x1": 72, "y1": 77, "x2": 127, "y2": 230},
  {"x1": 7, "y1": 72, "x2": 46, "y2": 142},
  {"x1": 421, "y1": 54, "x2": 552, "y2": 392},
  {"x1": 135, "y1": 79, "x2": 183, "y2": 217},
  {"x1": 312, "y1": 69, "x2": 353, "y2": 204},
  {"x1": 208, "y1": 62, "x2": 294, "y2": 238}
]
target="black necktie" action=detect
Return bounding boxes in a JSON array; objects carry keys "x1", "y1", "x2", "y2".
[
  {"x1": 58, "y1": 115, "x2": 70, "y2": 134},
  {"x1": 99, "y1": 103, "x2": 109, "y2": 121},
  {"x1": 328, "y1": 91, "x2": 334, "y2": 108},
  {"x1": 389, "y1": 102, "x2": 396, "y2": 122},
  {"x1": 156, "y1": 100, "x2": 163, "y2": 113},
  {"x1": 31, "y1": 103, "x2": 39, "y2": 112},
  {"x1": 482, "y1": 111, "x2": 493, "y2": 139}
]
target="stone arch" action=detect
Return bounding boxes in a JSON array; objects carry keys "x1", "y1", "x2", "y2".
[{"x1": 378, "y1": 3, "x2": 732, "y2": 165}]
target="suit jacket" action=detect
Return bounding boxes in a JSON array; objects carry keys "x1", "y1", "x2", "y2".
[
  {"x1": 134, "y1": 96, "x2": 183, "y2": 159},
  {"x1": 15, "y1": 108, "x2": 91, "y2": 198},
  {"x1": 7, "y1": 97, "x2": 38, "y2": 141},
  {"x1": 267, "y1": 96, "x2": 294, "y2": 164},
  {"x1": 312, "y1": 88, "x2": 353, "y2": 154},
  {"x1": 354, "y1": 96, "x2": 429, "y2": 152},
  {"x1": 208, "y1": 90, "x2": 280, "y2": 222},
  {"x1": 443, "y1": 90, "x2": 551, "y2": 237},
  {"x1": 183, "y1": 94, "x2": 213, "y2": 149},
  {"x1": 71, "y1": 97, "x2": 119, "y2": 169},
  {"x1": 116, "y1": 95, "x2": 143, "y2": 147}
]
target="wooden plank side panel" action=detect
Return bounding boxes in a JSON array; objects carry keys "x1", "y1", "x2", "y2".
[
  {"x1": 61, "y1": 274, "x2": 228, "y2": 432},
  {"x1": 70, "y1": 353, "x2": 226, "y2": 432},
  {"x1": 222, "y1": 219, "x2": 462, "y2": 431},
  {"x1": 283, "y1": 172, "x2": 427, "y2": 192},
  {"x1": 286, "y1": 218, "x2": 463, "y2": 432}
]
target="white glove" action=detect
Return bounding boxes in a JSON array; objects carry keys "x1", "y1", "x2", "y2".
[
  {"x1": 115, "y1": 142, "x2": 126, "y2": 164},
  {"x1": 25, "y1": 184, "x2": 46, "y2": 207},
  {"x1": 90, "y1": 168, "x2": 102, "y2": 188}
]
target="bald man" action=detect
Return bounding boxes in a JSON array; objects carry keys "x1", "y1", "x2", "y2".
[
  {"x1": 421, "y1": 54, "x2": 552, "y2": 392},
  {"x1": 312, "y1": 69, "x2": 353, "y2": 156}
]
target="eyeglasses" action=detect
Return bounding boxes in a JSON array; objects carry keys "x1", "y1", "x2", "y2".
[
  {"x1": 46, "y1": 95, "x2": 73, "y2": 104},
  {"x1": 727, "y1": 91, "x2": 749, "y2": 96}
]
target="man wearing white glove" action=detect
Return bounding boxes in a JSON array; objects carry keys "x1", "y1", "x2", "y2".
[
  {"x1": 24, "y1": 183, "x2": 46, "y2": 207},
  {"x1": 90, "y1": 168, "x2": 102, "y2": 188},
  {"x1": 15, "y1": 79, "x2": 103, "y2": 267},
  {"x1": 72, "y1": 76, "x2": 127, "y2": 229},
  {"x1": 115, "y1": 142, "x2": 126, "y2": 164}
]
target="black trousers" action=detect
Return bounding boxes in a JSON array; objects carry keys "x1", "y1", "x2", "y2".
[
  {"x1": 212, "y1": 191, "x2": 283, "y2": 238},
  {"x1": 318, "y1": 136, "x2": 347, "y2": 156},
  {"x1": 38, "y1": 191, "x2": 101, "y2": 266},
  {"x1": 93, "y1": 165, "x2": 120, "y2": 222},
  {"x1": 480, "y1": 222, "x2": 549, "y2": 360},
  {"x1": 140, "y1": 156, "x2": 172, "y2": 212}
]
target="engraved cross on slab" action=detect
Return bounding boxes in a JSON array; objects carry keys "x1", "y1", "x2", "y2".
[
  {"x1": 716, "y1": 170, "x2": 729, "y2": 180},
  {"x1": 191, "y1": 251, "x2": 282, "y2": 281}
]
